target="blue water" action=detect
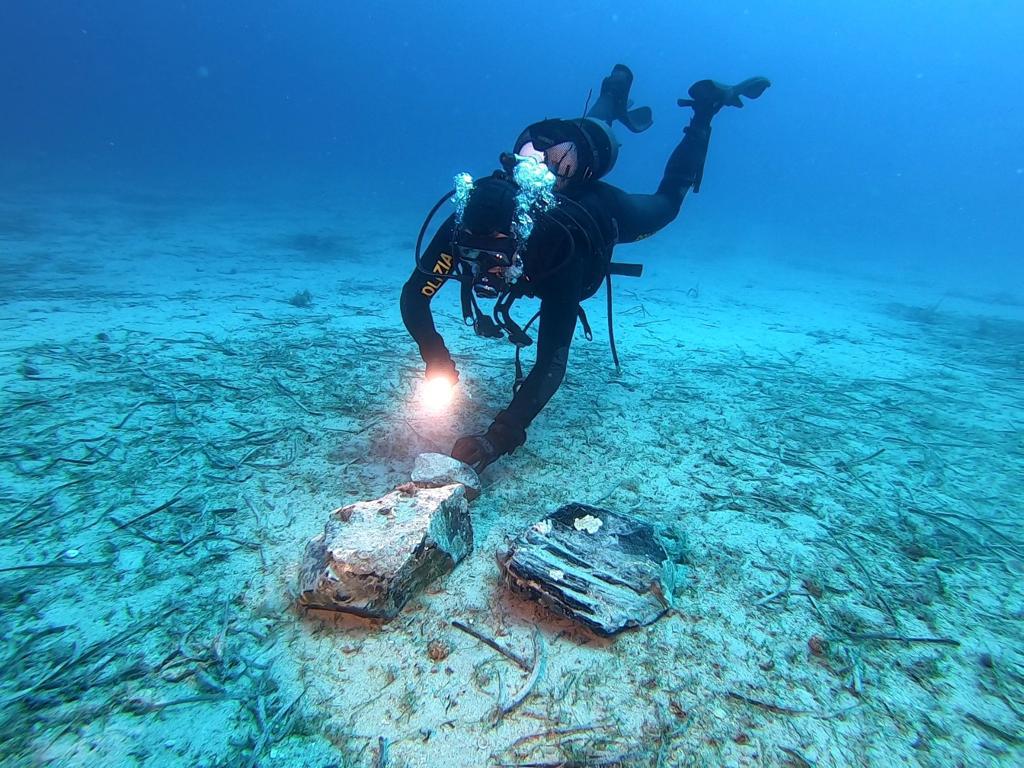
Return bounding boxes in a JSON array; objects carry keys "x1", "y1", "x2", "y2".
[
  {"x1": 3, "y1": 1, "x2": 1022, "y2": 282},
  {"x1": 2, "y1": 3, "x2": 1023, "y2": 767}
]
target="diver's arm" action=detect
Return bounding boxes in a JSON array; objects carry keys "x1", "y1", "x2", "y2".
[
  {"x1": 483, "y1": 251, "x2": 585, "y2": 459},
  {"x1": 400, "y1": 216, "x2": 458, "y2": 371},
  {"x1": 498, "y1": 289, "x2": 579, "y2": 436},
  {"x1": 450, "y1": 287, "x2": 579, "y2": 471}
]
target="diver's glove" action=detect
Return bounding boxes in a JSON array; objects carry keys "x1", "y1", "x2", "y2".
[
  {"x1": 451, "y1": 413, "x2": 526, "y2": 473},
  {"x1": 678, "y1": 77, "x2": 771, "y2": 120},
  {"x1": 425, "y1": 353, "x2": 459, "y2": 385}
]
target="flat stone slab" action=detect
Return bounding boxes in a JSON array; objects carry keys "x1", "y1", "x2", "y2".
[
  {"x1": 298, "y1": 484, "x2": 472, "y2": 619},
  {"x1": 412, "y1": 452, "x2": 481, "y2": 500},
  {"x1": 496, "y1": 503, "x2": 673, "y2": 636}
]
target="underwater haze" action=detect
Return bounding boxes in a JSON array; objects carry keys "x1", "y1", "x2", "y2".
[{"x1": 1, "y1": 1, "x2": 1023, "y2": 767}]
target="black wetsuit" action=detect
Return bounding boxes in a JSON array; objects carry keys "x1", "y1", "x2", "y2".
[{"x1": 400, "y1": 115, "x2": 713, "y2": 440}]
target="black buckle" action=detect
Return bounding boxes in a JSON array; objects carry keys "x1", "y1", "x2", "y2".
[
  {"x1": 506, "y1": 326, "x2": 533, "y2": 347},
  {"x1": 474, "y1": 316, "x2": 503, "y2": 339}
]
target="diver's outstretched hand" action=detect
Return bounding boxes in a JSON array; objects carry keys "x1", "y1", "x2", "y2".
[
  {"x1": 678, "y1": 77, "x2": 771, "y2": 115},
  {"x1": 451, "y1": 416, "x2": 526, "y2": 473}
]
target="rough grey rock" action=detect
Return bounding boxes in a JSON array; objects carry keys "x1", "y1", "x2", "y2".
[
  {"x1": 496, "y1": 503, "x2": 673, "y2": 636},
  {"x1": 298, "y1": 484, "x2": 472, "y2": 618},
  {"x1": 411, "y1": 452, "x2": 481, "y2": 500}
]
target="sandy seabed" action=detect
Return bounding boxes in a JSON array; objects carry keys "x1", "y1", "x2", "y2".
[{"x1": 1, "y1": 190, "x2": 1022, "y2": 768}]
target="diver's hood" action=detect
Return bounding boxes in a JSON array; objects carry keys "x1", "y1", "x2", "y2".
[
  {"x1": 578, "y1": 118, "x2": 619, "y2": 180},
  {"x1": 514, "y1": 116, "x2": 620, "y2": 186}
]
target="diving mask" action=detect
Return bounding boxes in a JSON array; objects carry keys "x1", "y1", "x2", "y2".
[{"x1": 454, "y1": 234, "x2": 523, "y2": 299}]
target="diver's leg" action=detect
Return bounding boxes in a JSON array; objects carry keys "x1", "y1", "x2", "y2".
[
  {"x1": 591, "y1": 115, "x2": 711, "y2": 244},
  {"x1": 661, "y1": 76, "x2": 771, "y2": 200},
  {"x1": 602, "y1": 76, "x2": 771, "y2": 244},
  {"x1": 658, "y1": 114, "x2": 713, "y2": 200}
]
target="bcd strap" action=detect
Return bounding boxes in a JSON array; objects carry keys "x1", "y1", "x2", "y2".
[
  {"x1": 602, "y1": 259, "x2": 639, "y2": 372},
  {"x1": 609, "y1": 262, "x2": 643, "y2": 278},
  {"x1": 496, "y1": 293, "x2": 533, "y2": 348},
  {"x1": 512, "y1": 308, "x2": 542, "y2": 394},
  {"x1": 461, "y1": 272, "x2": 504, "y2": 338},
  {"x1": 476, "y1": 315, "x2": 503, "y2": 339},
  {"x1": 606, "y1": 272, "x2": 620, "y2": 371},
  {"x1": 459, "y1": 269, "x2": 475, "y2": 324},
  {"x1": 577, "y1": 305, "x2": 593, "y2": 341}
]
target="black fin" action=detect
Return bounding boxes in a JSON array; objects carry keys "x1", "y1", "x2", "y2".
[
  {"x1": 678, "y1": 77, "x2": 771, "y2": 112},
  {"x1": 587, "y1": 64, "x2": 654, "y2": 133},
  {"x1": 623, "y1": 106, "x2": 653, "y2": 133},
  {"x1": 733, "y1": 76, "x2": 771, "y2": 101}
]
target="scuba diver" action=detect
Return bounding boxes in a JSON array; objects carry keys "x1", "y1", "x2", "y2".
[{"x1": 401, "y1": 65, "x2": 770, "y2": 473}]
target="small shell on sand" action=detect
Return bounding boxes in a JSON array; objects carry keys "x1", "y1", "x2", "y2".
[{"x1": 426, "y1": 639, "x2": 450, "y2": 662}]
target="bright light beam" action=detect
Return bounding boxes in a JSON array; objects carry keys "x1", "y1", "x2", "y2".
[{"x1": 420, "y1": 375, "x2": 455, "y2": 413}]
